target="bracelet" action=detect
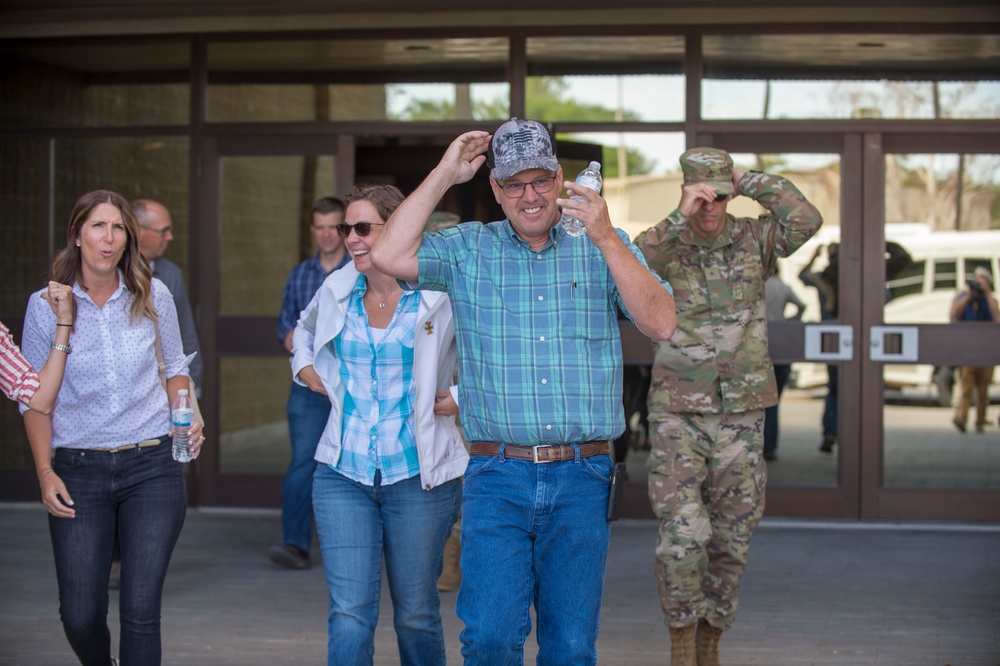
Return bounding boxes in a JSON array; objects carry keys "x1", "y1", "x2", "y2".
[
  {"x1": 56, "y1": 323, "x2": 73, "y2": 327},
  {"x1": 50, "y1": 342, "x2": 72, "y2": 354}
]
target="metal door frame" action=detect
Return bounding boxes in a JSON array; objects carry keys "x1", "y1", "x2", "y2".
[
  {"x1": 704, "y1": 131, "x2": 865, "y2": 519},
  {"x1": 861, "y1": 132, "x2": 1000, "y2": 521},
  {"x1": 195, "y1": 132, "x2": 355, "y2": 507},
  {"x1": 703, "y1": 130, "x2": 1000, "y2": 521}
]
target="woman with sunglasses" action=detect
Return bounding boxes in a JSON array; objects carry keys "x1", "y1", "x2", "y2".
[
  {"x1": 19, "y1": 190, "x2": 203, "y2": 666},
  {"x1": 291, "y1": 183, "x2": 467, "y2": 666}
]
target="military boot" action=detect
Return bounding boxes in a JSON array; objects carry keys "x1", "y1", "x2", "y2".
[
  {"x1": 669, "y1": 624, "x2": 697, "y2": 666},
  {"x1": 696, "y1": 619, "x2": 723, "y2": 666},
  {"x1": 436, "y1": 532, "x2": 462, "y2": 592}
]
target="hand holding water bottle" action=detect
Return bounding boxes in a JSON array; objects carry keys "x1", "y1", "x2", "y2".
[
  {"x1": 560, "y1": 161, "x2": 603, "y2": 237},
  {"x1": 558, "y1": 161, "x2": 617, "y2": 244},
  {"x1": 171, "y1": 388, "x2": 204, "y2": 462}
]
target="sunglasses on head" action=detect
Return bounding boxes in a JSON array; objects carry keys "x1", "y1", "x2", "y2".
[{"x1": 335, "y1": 222, "x2": 386, "y2": 238}]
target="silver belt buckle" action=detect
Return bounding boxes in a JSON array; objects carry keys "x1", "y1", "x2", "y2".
[{"x1": 532, "y1": 446, "x2": 554, "y2": 464}]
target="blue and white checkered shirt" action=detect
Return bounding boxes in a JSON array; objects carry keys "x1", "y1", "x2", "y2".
[
  {"x1": 278, "y1": 253, "x2": 352, "y2": 343},
  {"x1": 332, "y1": 275, "x2": 421, "y2": 487},
  {"x1": 415, "y1": 220, "x2": 672, "y2": 445}
]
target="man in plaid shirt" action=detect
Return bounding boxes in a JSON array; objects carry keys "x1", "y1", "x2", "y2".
[{"x1": 371, "y1": 118, "x2": 676, "y2": 665}]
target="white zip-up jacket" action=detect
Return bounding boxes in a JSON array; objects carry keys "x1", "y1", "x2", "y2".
[{"x1": 291, "y1": 263, "x2": 468, "y2": 490}]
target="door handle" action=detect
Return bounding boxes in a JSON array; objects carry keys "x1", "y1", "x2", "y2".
[
  {"x1": 869, "y1": 325, "x2": 919, "y2": 362},
  {"x1": 804, "y1": 324, "x2": 854, "y2": 361}
]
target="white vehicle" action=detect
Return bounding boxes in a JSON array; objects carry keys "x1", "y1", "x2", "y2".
[
  {"x1": 882, "y1": 228, "x2": 1000, "y2": 404},
  {"x1": 778, "y1": 224, "x2": 1000, "y2": 403}
]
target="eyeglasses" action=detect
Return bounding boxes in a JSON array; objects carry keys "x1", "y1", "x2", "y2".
[
  {"x1": 141, "y1": 225, "x2": 172, "y2": 236},
  {"x1": 335, "y1": 222, "x2": 386, "y2": 238},
  {"x1": 498, "y1": 176, "x2": 557, "y2": 199}
]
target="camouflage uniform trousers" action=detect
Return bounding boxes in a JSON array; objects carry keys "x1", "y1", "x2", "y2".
[{"x1": 647, "y1": 410, "x2": 767, "y2": 630}]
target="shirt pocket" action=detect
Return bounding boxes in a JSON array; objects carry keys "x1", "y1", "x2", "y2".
[
  {"x1": 731, "y1": 245, "x2": 765, "y2": 305},
  {"x1": 557, "y1": 255, "x2": 614, "y2": 342},
  {"x1": 673, "y1": 255, "x2": 711, "y2": 314}
]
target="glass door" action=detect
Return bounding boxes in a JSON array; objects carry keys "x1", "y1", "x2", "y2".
[
  {"x1": 864, "y1": 133, "x2": 1000, "y2": 520},
  {"x1": 693, "y1": 132, "x2": 863, "y2": 518},
  {"x1": 195, "y1": 134, "x2": 352, "y2": 506}
]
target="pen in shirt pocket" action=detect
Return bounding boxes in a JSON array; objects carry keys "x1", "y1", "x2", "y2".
[{"x1": 571, "y1": 279, "x2": 576, "y2": 299}]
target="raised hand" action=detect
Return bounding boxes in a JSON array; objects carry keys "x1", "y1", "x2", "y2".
[
  {"x1": 438, "y1": 131, "x2": 492, "y2": 187},
  {"x1": 41, "y1": 282, "x2": 74, "y2": 325}
]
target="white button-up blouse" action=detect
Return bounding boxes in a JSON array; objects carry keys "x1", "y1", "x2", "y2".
[{"x1": 20, "y1": 272, "x2": 190, "y2": 449}]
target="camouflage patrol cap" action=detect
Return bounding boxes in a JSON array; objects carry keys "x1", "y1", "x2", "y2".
[
  {"x1": 487, "y1": 118, "x2": 559, "y2": 181},
  {"x1": 679, "y1": 147, "x2": 734, "y2": 197}
]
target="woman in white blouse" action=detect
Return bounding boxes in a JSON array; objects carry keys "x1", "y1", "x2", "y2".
[
  {"x1": 292, "y1": 183, "x2": 467, "y2": 665},
  {"x1": 20, "y1": 189, "x2": 204, "y2": 666}
]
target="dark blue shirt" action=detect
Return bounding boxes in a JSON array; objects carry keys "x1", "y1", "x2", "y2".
[
  {"x1": 958, "y1": 291, "x2": 994, "y2": 322},
  {"x1": 278, "y1": 253, "x2": 352, "y2": 342}
]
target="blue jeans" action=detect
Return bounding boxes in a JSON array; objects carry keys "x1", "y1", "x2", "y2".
[
  {"x1": 283, "y1": 382, "x2": 331, "y2": 551},
  {"x1": 457, "y1": 446, "x2": 613, "y2": 666},
  {"x1": 49, "y1": 438, "x2": 186, "y2": 666},
  {"x1": 312, "y1": 465, "x2": 461, "y2": 666}
]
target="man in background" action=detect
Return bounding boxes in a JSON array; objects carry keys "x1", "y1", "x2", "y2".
[
  {"x1": 951, "y1": 266, "x2": 1000, "y2": 434},
  {"x1": 763, "y1": 272, "x2": 805, "y2": 461},
  {"x1": 134, "y1": 199, "x2": 202, "y2": 394},
  {"x1": 269, "y1": 197, "x2": 350, "y2": 570}
]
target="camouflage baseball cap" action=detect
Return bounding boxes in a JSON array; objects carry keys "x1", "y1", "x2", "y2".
[
  {"x1": 679, "y1": 147, "x2": 734, "y2": 197},
  {"x1": 487, "y1": 118, "x2": 559, "y2": 181}
]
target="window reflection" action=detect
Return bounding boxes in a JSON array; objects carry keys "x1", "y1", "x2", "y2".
[
  {"x1": 526, "y1": 36, "x2": 685, "y2": 123},
  {"x1": 219, "y1": 357, "x2": 291, "y2": 475},
  {"x1": 527, "y1": 75, "x2": 684, "y2": 123},
  {"x1": 882, "y1": 152, "x2": 1000, "y2": 488},
  {"x1": 704, "y1": 79, "x2": 1000, "y2": 121},
  {"x1": 387, "y1": 83, "x2": 509, "y2": 121}
]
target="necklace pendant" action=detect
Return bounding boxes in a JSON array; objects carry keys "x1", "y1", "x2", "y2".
[{"x1": 379, "y1": 302, "x2": 386, "y2": 309}]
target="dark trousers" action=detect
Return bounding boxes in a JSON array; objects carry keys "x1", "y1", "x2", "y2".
[
  {"x1": 49, "y1": 441, "x2": 186, "y2": 666},
  {"x1": 763, "y1": 364, "x2": 792, "y2": 455}
]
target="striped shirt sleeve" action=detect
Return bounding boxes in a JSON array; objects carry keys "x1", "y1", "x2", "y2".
[{"x1": 0, "y1": 324, "x2": 40, "y2": 407}]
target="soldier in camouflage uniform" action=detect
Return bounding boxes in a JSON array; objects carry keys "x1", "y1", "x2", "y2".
[{"x1": 635, "y1": 147, "x2": 823, "y2": 666}]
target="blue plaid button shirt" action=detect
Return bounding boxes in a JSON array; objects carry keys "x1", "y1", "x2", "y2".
[
  {"x1": 332, "y1": 276, "x2": 421, "y2": 486},
  {"x1": 415, "y1": 220, "x2": 672, "y2": 445},
  {"x1": 277, "y1": 253, "x2": 352, "y2": 343}
]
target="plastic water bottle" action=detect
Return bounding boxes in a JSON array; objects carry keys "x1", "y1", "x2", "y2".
[
  {"x1": 171, "y1": 389, "x2": 195, "y2": 463},
  {"x1": 561, "y1": 161, "x2": 603, "y2": 237}
]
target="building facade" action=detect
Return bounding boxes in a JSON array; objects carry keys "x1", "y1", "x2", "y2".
[{"x1": 2, "y1": 1, "x2": 999, "y2": 520}]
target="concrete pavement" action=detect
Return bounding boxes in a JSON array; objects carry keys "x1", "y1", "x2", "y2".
[{"x1": 1, "y1": 503, "x2": 998, "y2": 665}]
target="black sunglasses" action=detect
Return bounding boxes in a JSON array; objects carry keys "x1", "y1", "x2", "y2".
[{"x1": 335, "y1": 222, "x2": 386, "y2": 238}]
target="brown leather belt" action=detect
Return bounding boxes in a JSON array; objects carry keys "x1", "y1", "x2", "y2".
[
  {"x1": 469, "y1": 441, "x2": 610, "y2": 464},
  {"x1": 90, "y1": 436, "x2": 168, "y2": 453}
]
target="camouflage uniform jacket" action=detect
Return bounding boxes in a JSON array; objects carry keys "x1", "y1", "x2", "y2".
[{"x1": 636, "y1": 171, "x2": 823, "y2": 417}]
